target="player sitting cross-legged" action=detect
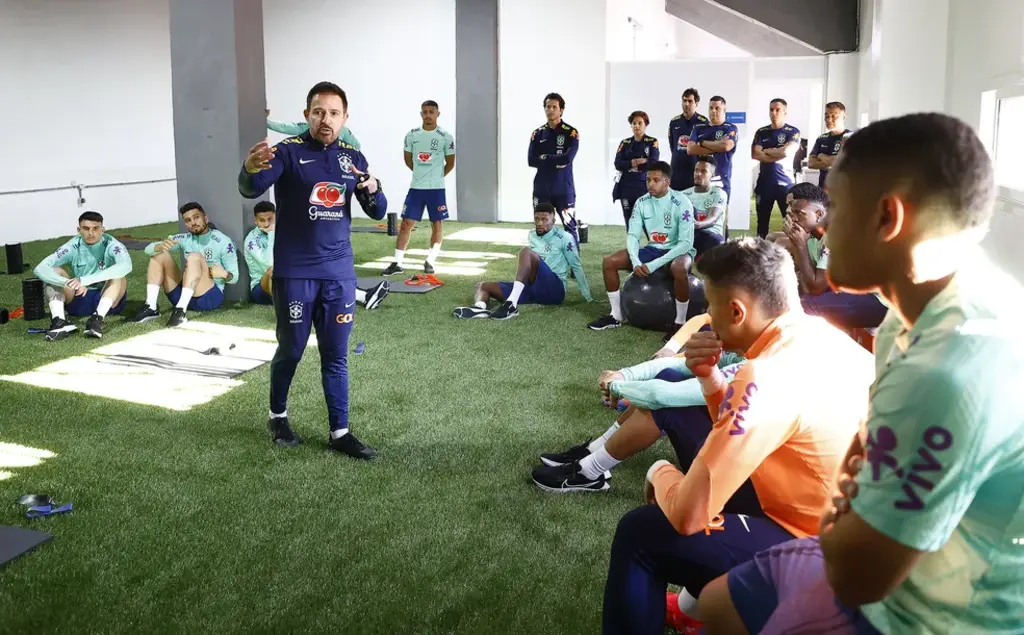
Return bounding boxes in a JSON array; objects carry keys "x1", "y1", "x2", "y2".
[
  {"x1": 130, "y1": 202, "x2": 239, "y2": 327},
  {"x1": 33, "y1": 211, "x2": 132, "y2": 341},
  {"x1": 453, "y1": 203, "x2": 592, "y2": 320}
]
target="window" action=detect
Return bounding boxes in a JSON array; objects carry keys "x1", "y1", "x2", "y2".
[{"x1": 994, "y1": 95, "x2": 1024, "y2": 191}]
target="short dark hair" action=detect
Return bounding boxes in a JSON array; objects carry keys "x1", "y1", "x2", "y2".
[
  {"x1": 628, "y1": 110, "x2": 649, "y2": 126},
  {"x1": 647, "y1": 161, "x2": 672, "y2": 179},
  {"x1": 306, "y1": 81, "x2": 348, "y2": 111},
  {"x1": 696, "y1": 238, "x2": 794, "y2": 317},
  {"x1": 788, "y1": 182, "x2": 828, "y2": 208},
  {"x1": 710, "y1": 95, "x2": 727, "y2": 106},
  {"x1": 78, "y1": 211, "x2": 103, "y2": 224},
  {"x1": 254, "y1": 201, "x2": 276, "y2": 215},
  {"x1": 825, "y1": 101, "x2": 846, "y2": 112},
  {"x1": 683, "y1": 88, "x2": 700, "y2": 102},
  {"x1": 696, "y1": 155, "x2": 717, "y2": 168},
  {"x1": 543, "y1": 93, "x2": 565, "y2": 110},
  {"x1": 179, "y1": 202, "x2": 205, "y2": 216},
  {"x1": 422, "y1": 100, "x2": 439, "y2": 110},
  {"x1": 534, "y1": 202, "x2": 556, "y2": 215},
  {"x1": 835, "y1": 113, "x2": 995, "y2": 231},
  {"x1": 770, "y1": 98, "x2": 788, "y2": 107}
]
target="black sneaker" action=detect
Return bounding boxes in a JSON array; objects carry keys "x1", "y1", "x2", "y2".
[
  {"x1": 662, "y1": 326, "x2": 683, "y2": 344},
  {"x1": 532, "y1": 462, "x2": 610, "y2": 493},
  {"x1": 540, "y1": 440, "x2": 593, "y2": 467},
  {"x1": 363, "y1": 281, "x2": 389, "y2": 310},
  {"x1": 588, "y1": 315, "x2": 622, "y2": 331},
  {"x1": 490, "y1": 301, "x2": 519, "y2": 320},
  {"x1": 453, "y1": 306, "x2": 490, "y2": 319},
  {"x1": 328, "y1": 432, "x2": 377, "y2": 460},
  {"x1": 381, "y1": 262, "x2": 404, "y2": 276},
  {"x1": 167, "y1": 308, "x2": 188, "y2": 327},
  {"x1": 423, "y1": 261, "x2": 435, "y2": 274},
  {"x1": 131, "y1": 304, "x2": 160, "y2": 323},
  {"x1": 268, "y1": 417, "x2": 301, "y2": 447},
  {"x1": 84, "y1": 314, "x2": 104, "y2": 339},
  {"x1": 44, "y1": 317, "x2": 77, "y2": 342}
]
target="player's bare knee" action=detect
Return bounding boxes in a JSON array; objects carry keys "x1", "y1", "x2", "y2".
[{"x1": 44, "y1": 284, "x2": 63, "y2": 302}]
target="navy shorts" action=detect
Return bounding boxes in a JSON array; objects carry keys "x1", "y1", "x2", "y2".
[
  {"x1": 498, "y1": 258, "x2": 566, "y2": 305},
  {"x1": 533, "y1": 193, "x2": 576, "y2": 211},
  {"x1": 637, "y1": 245, "x2": 670, "y2": 265},
  {"x1": 250, "y1": 285, "x2": 273, "y2": 305},
  {"x1": 67, "y1": 287, "x2": 127, "y2": 317},
  {"x1": 402, "y1": 188, "x2": 448, "y2": 222},
  {"x1": 727, "y1": 537, "x2": 883, "y2": 635},
  {"x1": 167, "y1": 284, "x2": 224, "y2": 312}
]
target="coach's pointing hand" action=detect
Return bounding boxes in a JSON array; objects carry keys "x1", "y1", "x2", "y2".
[
  {"x1": 352, "y1": 166, "x2": 378, "y2": 194},
  {"x1": 245, "y1": 141, "x2": 276, "y2": 173}
]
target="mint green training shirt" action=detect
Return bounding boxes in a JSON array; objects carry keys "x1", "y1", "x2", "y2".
[
  {"x1": 266, "y1": 118, "x2": 360, "y2": 150},
  {"x1": 144, "y1": 229, "x2": 240, "y2": 290},
  {"x1": 243, "y1": 227, "x2": 274, "y2": 290},
  {"x1": 34, "y1": 234, "x2": 133, "y2": 289},
  {"x1": 627, "y1": 190, "x2": 696, "y2": 272}
]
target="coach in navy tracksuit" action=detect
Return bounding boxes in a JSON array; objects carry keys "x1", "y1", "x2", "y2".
[
  {"x1": 238, "y1": 81, "x2": 387, "y2": 460},
  {"x1": 529, "y1": 92, "x2": 580, "y2": 246},
  {"x1": 751, "y1": 98, "x2": 801, "y2": 238}
]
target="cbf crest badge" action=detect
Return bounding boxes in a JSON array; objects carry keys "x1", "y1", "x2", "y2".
[
  {"x1": 644, "y1": 147, "x2": 650, "y2": 156},
  {"x1": 338, "y1": 153, "x2": 353, "y2": 174},
  {"x1": 776, "y1": 133, "x2": 786, "y2": 145},
  {"x1": 664, "y1": 212, "x2": 673, "y2": 226},
  {"x1": 557, "y1": 135, "x2": 565, "y2": 147},
  {"x1": 715, "y1": 130, "x2": 724, "y2": 140}
]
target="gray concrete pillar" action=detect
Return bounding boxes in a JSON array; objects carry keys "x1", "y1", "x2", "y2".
[
  {"x1": 455, "y1": 0, "x2": 500, "y2": 223},
  {"x1": 169, "y1": 0, "x2": 267, "y2": 299}
]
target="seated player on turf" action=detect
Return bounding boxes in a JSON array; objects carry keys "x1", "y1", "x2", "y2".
[
  {"x1": 533, "y1": 312, "x2": 746, "y2": 493},
  {"x1": 131, "y1": 202, "x2": 239, "y2": 327},
  {"x1": 33, "y1": 211, "x2": 132, "y2": 341},
  {"x1": 696, "y1": 113, "x2": 1024, "y2": 635},
  {"x1": 453, "y1": 203, "x2": 591, "y2": 320},
  {"x1": 682, "y1": 157, "x2": 728, "y2": 256},
  {"x1": 600, "y1": 238, "x2": 875, "y2": 635},
  {"x1": 587, "y1": 161, "x2": 695, "y2": 332},
  {"x1": 243, "y1": 201, "x2": 389, "y2": 310}
]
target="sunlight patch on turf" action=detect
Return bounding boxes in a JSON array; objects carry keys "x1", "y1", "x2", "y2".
[
  {"x1": 0, "y1": 322, "x2": 283, "y2": 411},
  {"x1": 356, "y1": 247, "x2": 516, "y2": 276},
  {"x1": 0, "y1": 442, "x2": 56, "y2": 481},
  {"x1": 0, "y1": 471, "x2": 11, "y2": 481},
  {"x1": 445, "y1": 227, "x2": 530, "y2": 247}
]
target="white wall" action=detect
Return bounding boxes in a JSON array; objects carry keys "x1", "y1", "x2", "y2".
[
  {"x1": 825, "y1": 53, "x2": 859, "y2": 115},
  {"x1": 876, "y1": 0, "x2": 950, "y2": 119},
  {"x1": 499, "y1": 0, "x2": 608, "y2": 224},
  {"x1": 606, "y1": 0, "x2": 678, "y2": 61},
  {"x1": 674, "y1": 20, "x2": 753, "y2": 59}
]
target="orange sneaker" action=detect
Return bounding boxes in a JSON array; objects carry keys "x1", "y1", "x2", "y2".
[{"x1": 665, "y1": 592, "x2": 704, "y2": 634}]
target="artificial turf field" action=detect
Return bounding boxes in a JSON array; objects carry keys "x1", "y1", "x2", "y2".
[{"x1": 0, "y1": 213, "x2": 775, "y2": 634}]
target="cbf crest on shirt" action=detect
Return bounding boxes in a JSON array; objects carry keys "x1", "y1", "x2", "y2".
[
  {"x1": 753, "y1": 124, "x2": 801, "y2": 184},
  {"x1": 404, "y1": 126, "x2": 456, "y2": 190}
]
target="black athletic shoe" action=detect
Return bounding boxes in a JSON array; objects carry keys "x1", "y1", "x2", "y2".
[
  {"x1": 490, "y1": 301, "x2": 519, "y2": 320},
  {"x1": 328, "y1": 433, "x2": 377, "y2": 460},
  {"x1": 363, "y1": 281, "x2": 389, "y2": 310},
  {"x1": 131, "y1": 304, "x2": 160, "y2": 323},
  {"x1": 453, "y1": 306, "x2": 490, "y2": 319},
  {"x1": 381, "y1": 262, "x2": 404, "y2": 276},
  {"x1": 662, "y1": 326, "x2": 684, "y2": 344},
  {"x1": 268, "y1": 417, "x2": 301, "y2": 447},
  {"x1": 588, "y1": 315, "x2": 622, "y2": 331},
  {"x1": 540, "y1": 440, "x2": 593, "y2": 467},
  {"x1": 44, "y1": 317, "x2": 77, "y2": 342},
  {"x1": 532, "y1": 462, "x2": 610, "y2": 493},
  {"x1": 84, "y1": 314, "x2": 104, "y2": 339},
  {"x1": 167, "y1": 308, "x2": 188, "y2": 327},
  {"x1": 423, "y1": 260, "x2": 435, "y2": 274}
]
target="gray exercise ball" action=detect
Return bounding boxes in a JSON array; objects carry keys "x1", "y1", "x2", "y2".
[{"x1": 620, "y1": 268, "x2": 676, "y2": 331}]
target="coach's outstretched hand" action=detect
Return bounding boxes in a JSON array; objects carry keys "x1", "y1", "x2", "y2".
[
  {"x1": 352, "y1": 165, "x2": 378, "y2": 194},
  {"x1": 245, "y1": 141, "x2": 276, "y2": 173}
]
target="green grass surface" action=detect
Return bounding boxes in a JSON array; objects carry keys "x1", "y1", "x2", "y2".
[{"x1": 0, "y1": 213, "x2": 776, "y2": 634}]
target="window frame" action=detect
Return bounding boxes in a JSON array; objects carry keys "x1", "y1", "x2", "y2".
[{"x1": 992, "y1": 85, "x2": 1024, "y2": 209}]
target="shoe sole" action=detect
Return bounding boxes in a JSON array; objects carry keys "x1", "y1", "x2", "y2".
[
  {"x1": 490, "y1": 312, "x2": 518, "y2": 321},
  {"x1": 365, "y1": 285, "x2": 389, "y2": 310},
  {"x1": 532, "y1": 477, "x2": 610, "y2": 493},
  {"x1": 588, "y1": 323, "x2": 621, "y2": 331},
  {"x1": 453, "y1": 309, "x2": 490, "y2": 319},
  {"x1": 44, "y1": 326, "x2": 77, "y2": 342},
  {"x1": 382, "y1": 269, "x2": 404, "y2": 277},
  {"x1": 540, "y1": 457, "x2": 569, "y2": 467},
  {"x1": 168, "y1": 318, "x2": 188, "y2": 328},
  {"x1": 328, "y1": 447, "x2": 377, "y2": 460},
  {"x1": 134, "y1": 315, "x2": 160, "y2": 323},
  {"x1": 84, "y1": 329, "x2": 102, "y2": 339}
]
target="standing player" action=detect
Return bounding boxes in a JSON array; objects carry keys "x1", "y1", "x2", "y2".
[
  {"x1": 682, "y1": 157, "x2": 728, "y2": 255},
  {"x1": 612, "y1": 111, "x2": 660, "y2": 228},
  {"x1": 33, "y1": 211, "x2": 132, "y2": 341},
  {"x1": 529, "y1": 92, "x2": 580, "y2": 245},
  {"x1": 668, "y1": 88, "x2": 709, "y2": 192},
  {"x1": 244, "y1": 201, "x2": 389, "y2": 310},
  {"x1": 381, "y1": 101, "x2": 456, "y2": 276},
  {"x1": 131, "y1": 202, "x2": 239, "y2": 327},
  {"x1": 751, "y1": 98, "x2": 801, "y2": 238},
  {"x1": 687, "y1": 95, "x2": 738, "y2": 204},
  {"x1": 808, "y1": 101, "x2": 853, "y2": 187},
  {"x1": 238, "y1": 81, "x2": 388, "y2": 460}
]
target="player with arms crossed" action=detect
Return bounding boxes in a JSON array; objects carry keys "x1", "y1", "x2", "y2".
[
  {"x1": 34, "y1": 211, "x2": 132, "y2": 341},
  {"x1": 238, "y1": 81, "x2": 388, "y2": 460},
  {"x1": 382, "y1": 100, "x2": 456, "y2": 276},
  {"x1": 529, "y1": 92, "x2": 581, "y2": 246}
]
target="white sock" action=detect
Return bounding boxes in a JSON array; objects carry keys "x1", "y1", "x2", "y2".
[
  {"x1": 96, "y1": 296, "x2": 113, "y2": 317},
  {"x1": 677, "y1": 589, "x2": 700, "y2": 618},
  {"x1": 176, "y1": 287, "x2": 194, "y2": 310},
  {"x1": 146, "y1": 284, "x2": 160, "y2": 310},
  {"x1": 330, "y1": 428, "x2": 350, "y2": 440},
  {"x1": 474, "y1": 300, "x2": 486, "y2": 309},
  {"x1": 49, "y1": 300, "x2": 65, "y2": 321},
  {"x1": 675, "y1": 300, "x2": 689, "y2": 325},
  {"x1": 609, "y1": 290, "x2": 623, "y2": 321},
  {"x1": 427, "y1": 242, "x2": 442, "y2": 265},
  {"x1": 588, "y1": 421, "x2": 621, "y2": 452},
  {"x1": 509, "y1": 281, "x2": 526, "y2": 306},
  {"x1": 269, "y1": 410, "x2": 287, "y2": 419},
  {"x1": 579, "y1": 446, "x2": 621, "y2": 480},
  {"x1": 356, "y1": 288, "x2": 366, "y2": 304},
  {"x1": 394, "y1": 249, "x2": 405, "y2": 267}
]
